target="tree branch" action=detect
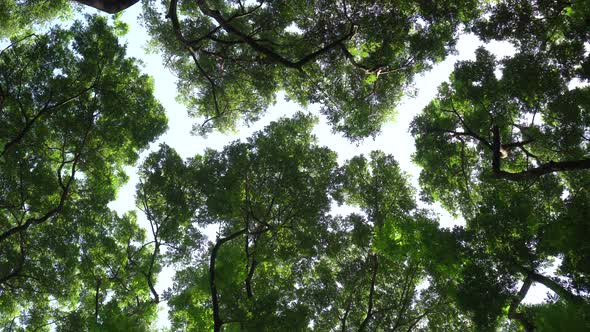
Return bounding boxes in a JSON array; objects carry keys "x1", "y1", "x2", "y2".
[
  {"x1": 508, "y1": 276, "x2": 534, "y2": 332},
  {"x1": 491, "y1": 125, "x2": 590, "y2": 180},
  {"x1": 513, "y1": 265, "x2": 587, "y2": 306},
  {"x1": 194, "y1": 0, "x2": 356, "y2": 70},
  {"x1": 210, "y1": 228, "x2": 248, "y2": 332},
  {"x1": 0, "y1": 150, "x2": 81, "y2": 243},
  {"x1": 1, "y1": 84, "x2": 95, "y2": 156},
  {"x1": 0, "y1": 33, "x2": 37, "y2": 56},
  {"x1": 358, "y1": 253, "x2": 378, "y2": 331},
  {"x1": 167, "y1": 0, "x2": 222, "y2": 119}
]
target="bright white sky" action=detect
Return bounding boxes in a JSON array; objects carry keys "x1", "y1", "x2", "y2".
[{"x1": 69, "y1": 4, "x2": 555, "y2": 329}]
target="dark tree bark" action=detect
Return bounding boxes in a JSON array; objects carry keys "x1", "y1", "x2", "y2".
[
  {"x1": 74, "y1": 0, "x2": 139, "y2": 13},
  {"x1": 508, "y1": 277, "x2": 535, "y2": 332},
  {"x1": 210, "y1": 228, "x2": 247, "y2": 332},
  {"x1": 490, "y1": 125, "x2": 590, "y2": 181},
  {"x1": 358, "y1": 254, "x2": 378, "y2": 331}
]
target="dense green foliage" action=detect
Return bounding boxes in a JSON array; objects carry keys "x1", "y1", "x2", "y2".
[
  {"x1": 137, "y1": 115, "x2": 469, "y2": 331},
  {"x1": 142, "y1": 0, "x2": 480, "y2": 139},
  {"x1": 410, "y1": 0, "x2": 590, "y2": 330},
  {"x1": 0, "y1": 16, "x2": 167, "y2": 330},
  {"x1": 1, "y1": 0, "x2": 589, "y2": 331},
  {"x1": 0, "y1": 0, "x2": 73, "y2": 39}
]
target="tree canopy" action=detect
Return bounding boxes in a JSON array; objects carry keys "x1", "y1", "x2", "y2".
[
  {"x1": 1, "y1": 0, "x2": 590, "y2": 331},
  {"x1": 0, "y1": 16, "x2": 167, "y2": 329},
  {"x1": 142, "y1": 0, "x2": 480, "y2": 139}
]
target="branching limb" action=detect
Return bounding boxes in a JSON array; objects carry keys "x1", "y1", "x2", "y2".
[
  {"x1": 190, "y1": 0, "x2": 356, "y2": 70},
  {"x1": 1, "y1": 84, "x2": 95, "y2": 156},
  {"x1": 210, "y1": 228, "x2": 248, "y2": 332},
  {"x1": 508, "y1": 276, "x2": 534, "y2": 332},
  {"x1": 492, "y1": 125, "x2": 590, "y2": 180},
  {"x1": 358, "y1": 253, "x2": 378, "y2": 331},
  {"x1": 0, "y1": 149, "x2": 81, "y2": 243}
]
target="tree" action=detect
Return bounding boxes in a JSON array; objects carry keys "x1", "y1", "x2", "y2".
[
  {"x1": 412, "y1": 48, "x2": 590, "y2": 185},
  {"x1": 0, "y1": 16, "x2": 167, "y2": 330},
  {"x1": 410, "y1": 4, "x2": 590, "y2": 327},
  {"x1": 410, "y1": 0, "x2": 590, "y2": 216},
  {"x1": 139, "y1": 113, "x2": 339, "y2": 331},
  {"x1": 3, "y1": 1, "x2": 589, "y2": 329},
  {"x1": 138, "y1": 115, "x2": 470, "y2": 330},
  {"x1": 415, "y1": 166, "x2": 590, "y2": 331},
  {"x1": 0, "y1": 0, "x2": 73, "y2": 39},
  {"x1": 141, "y1": 0, "x2": 480, "y2": 139},
  {"x1": 317, "y1": 151, "x2": 471, "y2": 331}
]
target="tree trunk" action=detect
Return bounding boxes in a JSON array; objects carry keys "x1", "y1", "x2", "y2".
[{"x1": 74, "y1": 0, "x2": 140, "y2": 13}]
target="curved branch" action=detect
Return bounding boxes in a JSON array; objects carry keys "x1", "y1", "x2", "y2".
[
  {"x1": 210, "y1": 228, "x2": 248, "y2": 332},
  {"x1": 0, "y1": 34, "x2": 37, "y2": 56},
  {"x1": 0, "y1": 151, "x2": 80, "y2": 243},
  {"x1": 492, "y1": 125, "x2": 590, "y2": 180},
  {"x1": 358, "y1": 254, "x2": 378, "y2": 331},
  {"x1": 167, "y1": 0, "x2": 222, "y2": 119},
  {"x1": 245, "y1": 258, "x2": 258, "y2": 298},
  {"x1": 194, "y1": 0, "x2": 356, "y2": 70},
  {"x1": 508, "y1": 277, "x2": 534, "y2": 332},
  {"x1": 1, "y1": 84, "x2": 95, "y2": 156},
  {"x1": 513, "y1": 265, "x2": 587, "y2": 306}
]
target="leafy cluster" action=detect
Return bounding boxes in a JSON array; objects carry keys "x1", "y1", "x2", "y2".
[
  {"x1": 0, "y1": 16, "x2": 167, "y2": 330},
  {"x1": 142, "y1": 0, "x2": 480, "y2": 139},
  {"x1": 1, "y1": 0, "x2": 590, "y2": 331}
]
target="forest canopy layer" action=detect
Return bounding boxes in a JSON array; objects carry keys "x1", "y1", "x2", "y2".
[{"x1": 0, "y1": 0, "x2": 589, "y2": 331}]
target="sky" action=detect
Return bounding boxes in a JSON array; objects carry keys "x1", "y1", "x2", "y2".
[{"x1": 73, "y1": 3, "x2": 557, "y2": 328}]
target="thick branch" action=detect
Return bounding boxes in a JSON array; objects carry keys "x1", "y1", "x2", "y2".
[
  {"x1": 508, "y1": 277, "x2": 534, "y2": 332},
  {"x1": 514, "y1": 265, "x2": 587, "y2": 306},
  {"x1": 358, "y1": 254, "x2": 378, "y2": 331},
  {"x1": 494, "y1": 158, "x2": 590, "y2": 180},
  {"x1": 1, "y1": 85, "x2": 94, "y2": 156},
  {"x1": 245, "y1": 258, "x2": 258, "y2": 298},
  {"x1": 138, "y1": 186, "x2": 162, "y2": 304},
  {"x1": 528, "y1": 271, "x2": 586, "y2": 306},
  {"x1": 492, "y1": 125, "x2": 590, "y2": 180},
  {"x1": 210, "y1": 228, "x2": 248, "y2": 332},
  {"x1": 195, "y1": 0, "x2": 355, "y2": 70},
  {"x1": 143, "y1": 243, "x2": 160, "y2": 304},
  {"x1": 243, "y1": 220, "x2": 259, "y2": 299}
]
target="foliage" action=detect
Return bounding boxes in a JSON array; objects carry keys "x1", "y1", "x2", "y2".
[
  {"x1": 0, "y1": 0, "x2": 74, "y2": 39},
  {"x1": 135, "y1": 115, "x2": 470, "y2": 330},
  {"x1": 141, "y1": 0, "x2": 480, "y2": 140},
  {"x1": 2, "y1": 0, "x2": 590, "y2": 330},
  {"x1": 526, "y1": 300, "x2": 590, "y2": 332},
  {"x1": 0, "y1": 16, "x2": 167, "y2": 330},
  {"x1": 410, "y1": 1, "x2": 590, "y2": 329}
]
